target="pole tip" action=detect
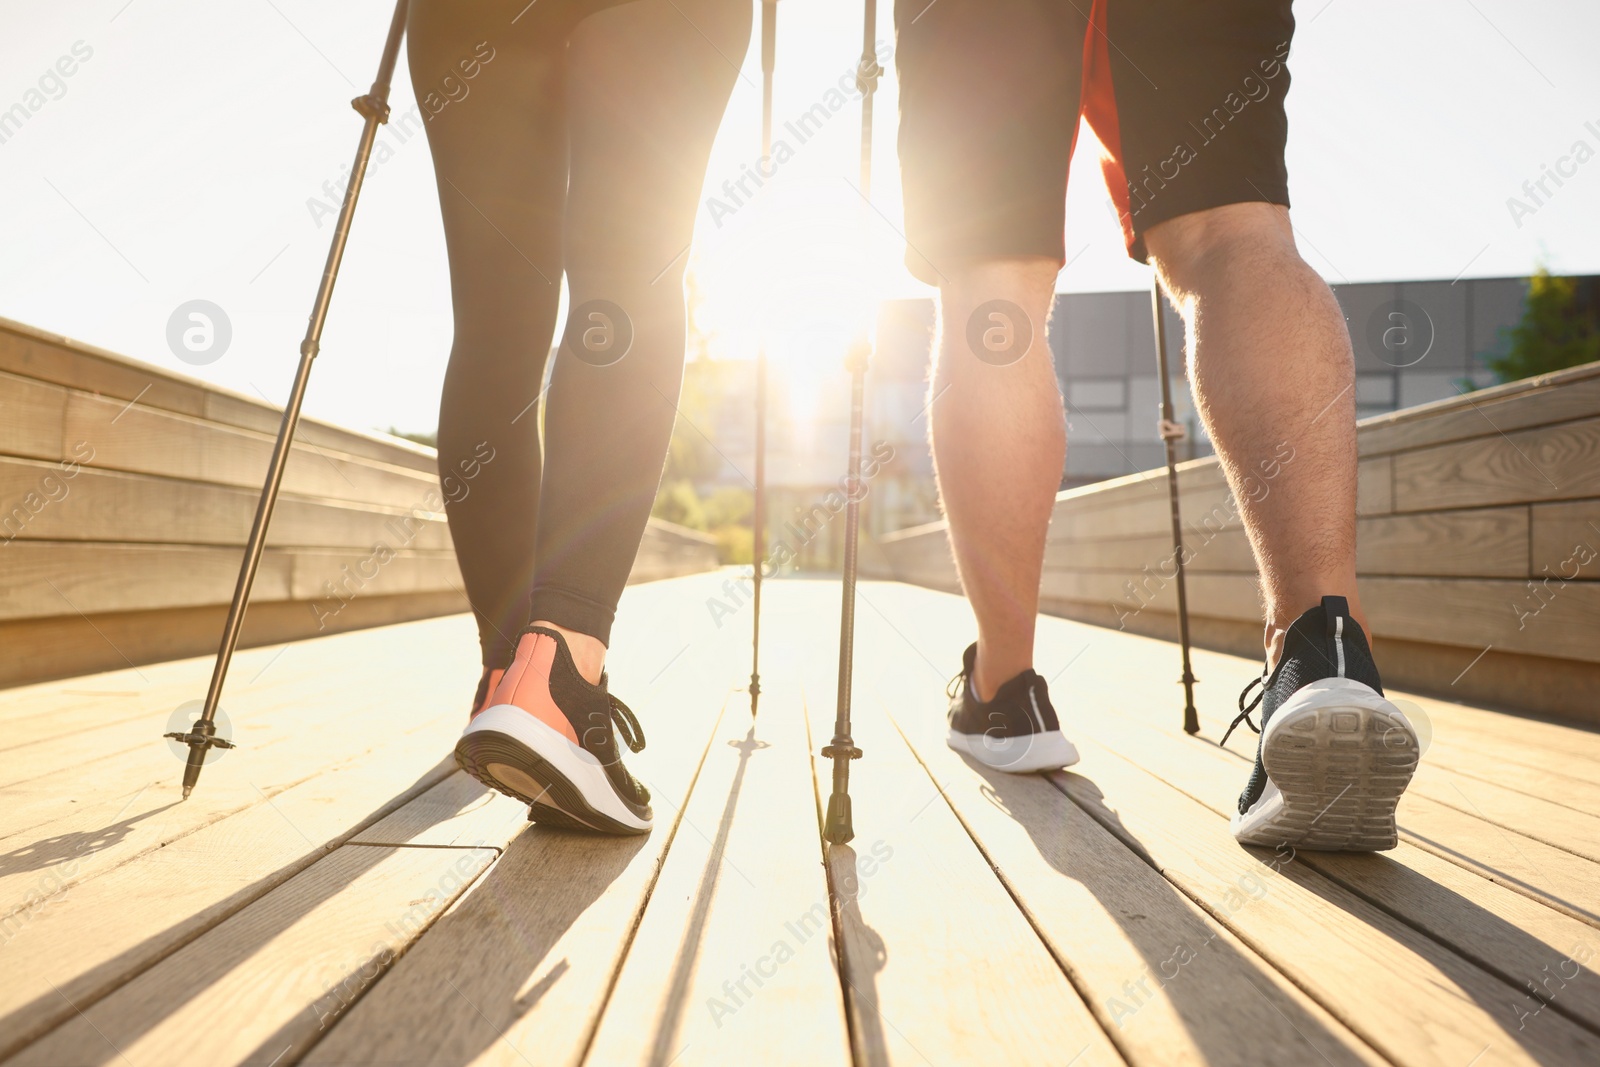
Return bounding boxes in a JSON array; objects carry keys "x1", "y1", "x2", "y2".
[
  {"x1": 823, "y1": 792, "x2": 854, "y2": 845},
  {"x1": 181, "y1": 786, "x2": 192, "y2": 800}
]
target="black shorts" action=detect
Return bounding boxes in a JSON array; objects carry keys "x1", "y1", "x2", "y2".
[{"x1": 893, "y1": 0, "x2": 1295, "y2": 281}]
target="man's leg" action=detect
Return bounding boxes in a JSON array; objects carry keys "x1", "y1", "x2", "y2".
[
  {"x1": 929, "y1": 257, "x2": 1063, "y2": 700},
  {"x1": 1143, "y1": 202, "x2": 1364, "y2": 667}
]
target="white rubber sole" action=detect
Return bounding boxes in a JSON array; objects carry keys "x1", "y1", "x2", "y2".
[
  {"x1": 1231, "y1": 678, "x2": 1419, "y2": 851},
  {"x1": 947, "y1": 728, "x2": 1080, "y2": 773},
  {"x1": 456, "y1": 705, "x2": 652, "y2": 834}
]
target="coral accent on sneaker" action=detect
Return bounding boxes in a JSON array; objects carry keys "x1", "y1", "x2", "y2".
[
  {"x1": 470, "y1": 667, "x2": 506, "y2": 718},
  {"x1": 488, "y1": 632, "x2": 580, "y2": 744}
]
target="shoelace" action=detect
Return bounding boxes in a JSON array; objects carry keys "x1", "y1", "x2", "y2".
[
  {"x1": 608, "y1": 694, "x2": 647, "y2": 754},
  {"x1": 1220, "y1": 670, "x2": 1269, "y2": 746},
  {"x1": 945, "y1": 669, "x2": 967, "y2": 701}
]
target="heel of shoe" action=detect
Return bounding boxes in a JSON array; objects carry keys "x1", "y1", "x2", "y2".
[{"x1": 1250, "y1": 685, "x2": 1418, "y2": 851}]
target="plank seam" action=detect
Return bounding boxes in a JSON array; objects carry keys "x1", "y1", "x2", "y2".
[
  {"x1": 1089, "y1": 704, "x2": 1600, "y2": 931},
  {"x1": 568, "y1": 689, "x2": 738, "y2": 1067},
  {"x1": 803, "y1": 686, "x2": 873, "y2": 1067},
  {"x1": 1061, "y1": 734, "x2": 1600, "y2": 1048},
  {"x1": 0, "y1": 758, "x2": 458, "y2": 1061},
  {"x1": 0, "y1": 708, "x2": 463, "y2": 921},
  {"x1": 885, "y1": 711, "x2": 1138, "y2": 1067}
]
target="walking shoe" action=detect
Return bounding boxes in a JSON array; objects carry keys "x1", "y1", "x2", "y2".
[
  {"x1": 469, "y1": 667, "x2": 505, "y2": 717},
  {"x1": 456, "y1": 625, "x2": 653, "y2": 835},
  {"x1": 1225, "y1": 596, "x2": 1419, "y2": 851},
  {"x1": 945, "y1": 643, "x2": 1079, "y2": 772}
]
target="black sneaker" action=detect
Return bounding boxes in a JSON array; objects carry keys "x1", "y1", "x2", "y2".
[
  {"x1": 1224, "y1": 596, "x2": 1419, "y2": 851},
  {"x1": 456, "y1": 625, "x2": 653, "y2": 835},
  {"x1": 945, "y1": 643, "x2": 1079, "y2": 772}
]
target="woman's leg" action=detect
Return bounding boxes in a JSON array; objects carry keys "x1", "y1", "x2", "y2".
[
  {"x1": 407, "y1": 0, "x2": 578, "y2": 671},
  {"x1": 529, "y1": 0, "x2": 751, "y2": 678}
]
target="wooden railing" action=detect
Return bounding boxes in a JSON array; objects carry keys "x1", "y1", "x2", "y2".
[
  {"x1": 0, "y1": 317, "x2": 718, "y2": 688},
  {"x1": 867, "y1": 361, "x2": 1600, "y2": 724}
]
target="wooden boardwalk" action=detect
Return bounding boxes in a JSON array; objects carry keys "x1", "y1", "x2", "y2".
[{"x1": 3, "y1": 572, "x2": 1598, "y2": 1066}]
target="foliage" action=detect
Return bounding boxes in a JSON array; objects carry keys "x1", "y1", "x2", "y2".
[
  {"x1": 1488, "y1": 267, "x2": 1600, "y2": 384},
  {"x1": 385, "y1": 426, "x2": 437, "y2": 448}
]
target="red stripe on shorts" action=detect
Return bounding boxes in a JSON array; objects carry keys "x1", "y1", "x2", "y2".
[{"x1": 1081, "y1": 0, "x2": 1136, "y2": 253}]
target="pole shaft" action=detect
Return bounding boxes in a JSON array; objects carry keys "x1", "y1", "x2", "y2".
[
  {"x1": 1151, "y1": 280, "x2": 1200, "y2": 733},
  {"x1": 193, "y1": 0, "x2": 409, "y2": 740},
  {"x1": 751, "y1": 0, "x2": 777, "y2": 717},
  {"x1": 824, "y1": 0, "x2": 878, "y2": 844}
]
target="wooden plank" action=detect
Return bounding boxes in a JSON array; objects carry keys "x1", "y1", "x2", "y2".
[
  {"x1": 0, "y1": 573, "x2": 735, "y2": 1060},
  {"x1": 1307, "y1": 843, "x2": 1600, "y2": 1035},
  {"x1": 202, "y1": 391, "x2": 438, "y2": 474},
  {"x1": 882, "y1": 691, "x2": 1386, "y2": 1064},
  {"x1": 60, "y1": 390, "x2": 439, "y2": 509},
  {"x1": 1019, "y1": 600, "x2": 1600, "y2": 925},
  {"x1": 869, "y1": 578, "x2": 1600, "y2": 930},
  {"x1": 1403, "y1": 708, "x2": 1600, "y2": 792},
  {"x1": 0, "y1": 455, "x2": 451, "y2": 550},
  {"x1": 779, "y1": 591, "x2": 1123, "y2": 1067},
  {"x1": 1048, "y1": 508, "x2": 1532, "y2": 580},
  {"x1": 0, "y1": 541, "x2": 457, "y2": 622},
  {"x1": 0, "y1": 540, "x2": 293, "y2": 621},
  {"x1": 1035, "y1": 569, "x2": 1265, "y2": 630},
  {"x1": 288, "y1": 548, "x2": 462, "y2": 603},
  {"x1": 1081, "y1": 608, "x2": 1600, "y2": 780},
  {"x1": 1355, "y1": 507, "x2": 1528, "y2": 578},
  {"x1": 0, "y1": 614, "x2": 481, "y2": 889},
  {"x1": 1053, "y1": 485, "x2": 1236, "y2": 543},
  {"x1": 583, "y1": 690, "x2": 851, "y2": 1067},
  {"x1": 8, "y1": 843, "x2": 495, "y2": 1067},
  {"x1": 0, "y1": 610, "x2": 454, "y2": 735},
  {"x1": 1390, "y1": 794, "x2": 1600, "y2": 928},
  {"x1": 1356, "y1": 455, "x2": 1392, "y2": 516},
  {"x1": 1063, "y1": 711, "x2": 1600, "y2": 1036},
  {"x1": 1358, "y1": 575, "x2": 1600, "y2": 665},
  {"x1": 0, "y1": 589, "x2": 468, "y2": 694},
  {"x1": 0, "y1": 324, "x2": 207, "y2": 422},
  {"x1": 1404, "y1": 736, "x2": 1600, "y2": 821},
  {"x1": 0, "y1": 370, "x2": 65, "y2": 463},
  {"x1": 1530, "y1": 499, "x2": 1600, "y2": 579},
  {"x1": 1036, "y1": 567, "x2": 1600, "y2": 665},
  {"x1": 1393, "y1": 415, "x2": 1600, "y2": 510},
  {"x1": 0, "y1": 318, "x2": 437, "y2": 473},
  {"x1": 300, "y1": 588, "x2": 743, "y2": 1067},
  {"x1": 1408, "y1": 760, "x2": 1600, "y2": 865},
  {"x1": 1053, "y1": 742, "x2": 1600, "y2": 1066},
  {"x1": 1047, "y1": 529, "x2": 1258, "y2": 576},
  {"x1": 349, "y1": 770, "x2": 529, "y2": 848},
  {"x1": 1359, "y1": 367, "x2": 1600, "y2": 457},
  {"x1": 0, "y1": 740, "x2": 462, "y2": 1058},
  {"x1": 851, "y1": 579, "x2": 1600, "y2": 1062}
]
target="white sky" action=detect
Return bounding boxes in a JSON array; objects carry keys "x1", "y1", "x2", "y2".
[{"x1": 1, "y1": 0, "x2": 1596, "y2": 436}]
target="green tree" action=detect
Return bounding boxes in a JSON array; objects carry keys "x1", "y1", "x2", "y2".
[
  {"x1": 1489, "y1": 268, "x2": 1600, "y2": 384},
  {"x1": 385, "y1": 427, "x2": 437, "y2": 448}
]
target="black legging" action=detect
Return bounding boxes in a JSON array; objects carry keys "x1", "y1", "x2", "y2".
[{"x1": 408, "y1": 0, "x2": 749, "y2": 665}]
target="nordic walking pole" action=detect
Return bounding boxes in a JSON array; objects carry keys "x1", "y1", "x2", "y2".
[
  {"x1": 822, "y1": 0, "x2": 880, "y2": 845},
  {"x1": 750, "y1": 0, "x2": 777, "y2": 719},
  {"x1": 165, "y1": 0, "x2": 410, "y2": 797},
  {"x1": 1150, "y1": 278, "x2": 1200, "y2": 734}
]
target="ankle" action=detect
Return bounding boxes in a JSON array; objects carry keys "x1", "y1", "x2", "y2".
[
  {"x1": 1262, "y1": 594, "x2": 1374, "y2": 672},
  {"x1": 532, "y1": 620, "x2": 607, "y2": 686},
  {"x1": 972, "y1": 641, "x2": 1033, "y2": 702}
]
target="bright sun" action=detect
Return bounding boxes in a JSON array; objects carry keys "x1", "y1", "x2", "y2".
[{"x1": 687, "y1": 156, "x2": 906, "y2": 433}]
